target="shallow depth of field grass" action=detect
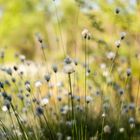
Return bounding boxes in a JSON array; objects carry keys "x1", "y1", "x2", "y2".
[{"x1": 0, "y1": 0, "x2": 140, "y2": 140}]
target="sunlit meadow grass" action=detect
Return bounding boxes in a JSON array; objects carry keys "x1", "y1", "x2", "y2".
[{"x1": 0, "y1": 2, "x2": 140, "y2": 140}]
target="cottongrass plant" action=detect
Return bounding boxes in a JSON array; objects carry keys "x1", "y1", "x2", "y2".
[
  {"x1": 0, "y1": 37, "x2": 139, "y2": 140},
  {"x1": 0, "y1": 44, "x2": 138, "y2": 140},
  {"x1": 0, "y1": 5, "x2": 140, "y2": 140},
  {"x1": 0, "y1": 45, "x2": 139, "y2": 140}
]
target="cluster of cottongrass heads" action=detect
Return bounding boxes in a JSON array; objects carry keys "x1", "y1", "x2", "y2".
[
  {"x1": 0, "y1": 8, "x2": 140, "y2": 140},
  {"x1": 0, "y1": 34, "x2": 139, "y2": 140}
]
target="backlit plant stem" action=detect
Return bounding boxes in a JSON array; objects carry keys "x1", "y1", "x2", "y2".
[
  {"x1": 84, "y1": 39, "x2": 87, "y2": 109},
  {"x1": 68, "y1": 73, "x2": 74, "y2": 119}
]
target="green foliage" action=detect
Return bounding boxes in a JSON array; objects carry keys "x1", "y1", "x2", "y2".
[{"x1": 0, "y1": 1, "x2": 140, "y2": 140}]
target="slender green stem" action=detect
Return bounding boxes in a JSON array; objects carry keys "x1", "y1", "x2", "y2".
[
  {"x1": 43, "y1": 114, "x2": 55, "y2": 140},
  {"x1": 53, "y1": 0, "x2": 66, "y2": 56},
  {"x1": 68, "y1": 73, "x2": 74, "y2": 119},
  {"x1": 42, "y1": 48, "x2": 47, "y2": 62},
  {"x1": 68, "y1": 73, "x2": 76, "y2": 139},
  {"x1": 84, "y1": 38, "x2": 88, "y2": 140},
  {"x1": 109, "y1": 47, "x2": 119, "y2": 74},
  {"x1": 0, "y1": 120, "x2": 10, "y2": 140},
  {"x1": 8, "y1": 110, "x2": 19, "y2": 140},
  {"x1": 101, "y1": 117, "x2": 105, "y2": 140},
  {"x1": 11, "y1": 103, "x2": 28, "y2": 140},
  {"x1": 136, "y1": 75, "x2": 140, "y2": 108},
  {"x1": 41, "y1": 48, "x2": 49, "y2": 72},
  {"x1": 114, "y1": 77, "x2": 129, "y2": 140},
  {"x1": 84, "y1": 39, "x2": 87, "y2": 108}
]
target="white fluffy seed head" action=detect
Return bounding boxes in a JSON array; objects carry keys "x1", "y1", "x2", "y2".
[
  {"x1": 35, "y1": 80, "x2": 42, "y2": 88},
  {"x1": 120, "y1": 32, "x2": 126, "y2": 40},
  {"x1": 2, "y1": 106, "x2": 8, "y2": 112},
  {"x1": 106, "y1": 51, "x2": 115, "y2": 60},
  {"x1": 119, "y1": 127, "x2": 124, "y2": 133},
  {"x1": 102, "y1": 113, "x2": 106, "y2": 118},
  {"x1": 104, "y1": 125, "x2": 111, "y2": 133},
  {"x1": 40, "y1": 98, "x2": 49, "y2": 106},
  {"x1": 63, "y1": 64, "x2": 75, "y2": 74},
  {"x1": 81, "y1": 28, "x2": 89, "y2": 39},
  {"x1": 115, "y1": 40, "x2": 121, "y2": 48}
]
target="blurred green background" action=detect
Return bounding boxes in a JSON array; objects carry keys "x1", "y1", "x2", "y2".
[{"x1": 0, "y1": 0, "x2": 140, "y2": 64}]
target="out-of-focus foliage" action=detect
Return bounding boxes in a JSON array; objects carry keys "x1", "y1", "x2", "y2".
[
  {"x1": 0, "y1": 0, "x2": 52, "y2": 58},
  {"x1": 0, "y1": 1, "x2": 140, "y2": 139},
  {"x1": 0, "y1": 0, "x2": 140, "y2": 61}
]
